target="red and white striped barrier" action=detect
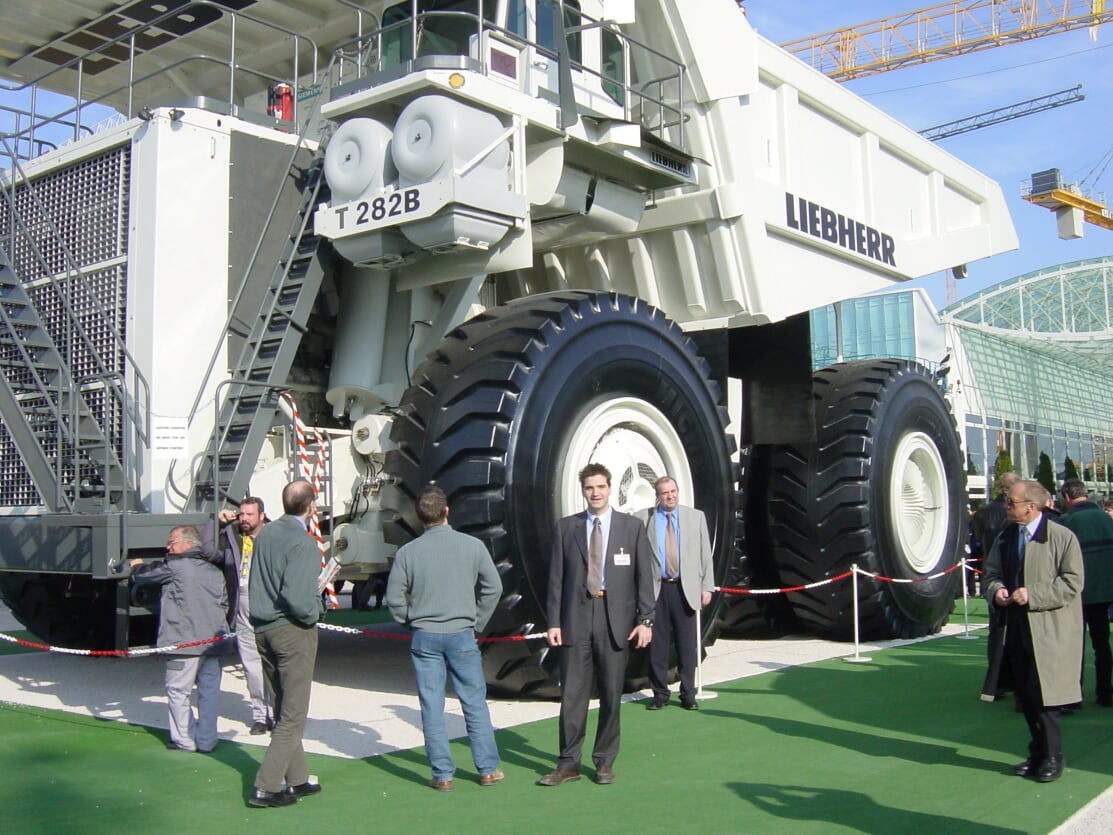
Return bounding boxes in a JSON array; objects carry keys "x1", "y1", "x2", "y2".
[
  {"x1": 1, "y1": 561, "x2": 986, "y2": 657},
  {"x1": 281, "y1": 391, "x2": 338, "y2": 609}
]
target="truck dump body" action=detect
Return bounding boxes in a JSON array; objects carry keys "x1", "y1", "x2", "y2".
[{"x1": 1, "y1": 1, "x2": 1016, "y2": 687}]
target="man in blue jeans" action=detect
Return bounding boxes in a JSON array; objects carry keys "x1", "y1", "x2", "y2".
[{"x1": 386, "y1": 484, "x2": 504, "y2": 791}]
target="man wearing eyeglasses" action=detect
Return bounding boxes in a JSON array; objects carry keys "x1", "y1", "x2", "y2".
[
  {"x1": 129, "y1": 525, "x2": 230, "y2": 753},
  {"x1": 982, "y1": 480, "x2": 1084, "y2": 783}
]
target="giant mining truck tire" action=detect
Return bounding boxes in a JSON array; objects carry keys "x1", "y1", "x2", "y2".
[
  {"x1": 763, "y1": 359, "x2": 962, "y2": 640},
  {"x1": 0, "y1": 573, "x2": 118, "y2": 650},
  {"x1": 383, "y1": 291, "x2": 737, "y2": 697}
]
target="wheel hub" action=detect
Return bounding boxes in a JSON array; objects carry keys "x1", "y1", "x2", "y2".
[
  {"x1": 558, "y1": 397, "x2": 693, "y2": 516},
  {"x1": 888, "y1": 430, "x2": 948, "y2": 574}
]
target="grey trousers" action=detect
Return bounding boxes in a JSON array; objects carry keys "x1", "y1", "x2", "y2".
[
  {"x1": 254, "y1": 623, "x2": 318, "y2": 792},
  {"x1": 165, "y1": 654, "x2": 222, "y2": 752},
  {"x1": 235, "y1": 591, "x2": 271, "y2": 723}
]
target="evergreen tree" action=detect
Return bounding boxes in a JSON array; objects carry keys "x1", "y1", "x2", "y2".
[
  {"x1": 1035, "y1": 452, "x2": 1055, "y2": 494},
  {"x1": 993, "y1": 448, "x2": 1014, "y2": 494},
  {"x1": 1064, "y1": 455, "x2": 1080, "y2": 481}
]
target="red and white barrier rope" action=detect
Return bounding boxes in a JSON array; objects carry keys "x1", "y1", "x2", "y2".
[
  {"x1": 1, "y1": 561, "x2": 981, "y2": 656},
  {"x1": 718, "y1": 571, "x2": 853, "y2": 596},
  {"x1": 0, "y1": 632, "x2": 228, "y2": 656},
  {"x1": 316, "y1": 622, "x2": 547, "y2": 642}
]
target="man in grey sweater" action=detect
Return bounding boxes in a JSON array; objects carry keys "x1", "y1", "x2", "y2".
[{"x1": 386, "y1": 484, "x2": 504, "y2": 792}]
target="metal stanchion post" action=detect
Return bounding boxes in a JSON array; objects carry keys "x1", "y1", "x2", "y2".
[
  {"x1": 956, "y1": 557, "x2": 978, "y2": 640},
  {"x1": 844, "y1": 563, "x2": 872, "y2": 663},
  {"x1": 695, "y1": 605, "x2": 718, "y2": 701}
]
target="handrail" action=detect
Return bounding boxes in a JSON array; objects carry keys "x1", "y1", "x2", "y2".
[
  {"x1": 0, "y1": 1, "x2": 321, "y2": 165},
  {"x1": 183, "y1": 52, "x2": 335, "y2": 430},
  {"x1": 330, "y1": 4, "x2": 688, "y2": 149},
  {"x1": 0, "y1": 104, "x2": 93, "y2": 159},
  {"x1": 0, "y1": 134, "x2": 151, "y2": 484}
]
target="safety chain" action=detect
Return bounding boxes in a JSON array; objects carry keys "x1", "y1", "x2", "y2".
[{"x1": 2, "y1": 561, "x2": 979, "y2": 657}]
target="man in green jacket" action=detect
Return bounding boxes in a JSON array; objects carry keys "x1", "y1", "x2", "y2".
[
  {"x1": 247, "y1": 479, "x2": 325, "y2": 808},
  {"x1": 1058, "y1": 478, "x2": 1113, "y2": 707}
]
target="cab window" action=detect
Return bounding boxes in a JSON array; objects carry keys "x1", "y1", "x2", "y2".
[
  {"x1": 536, "y1": 0, "x2": 581, "y2": 63},
  {"x1": 382, "y1": 0, "x2": 500, "y2": 64}
]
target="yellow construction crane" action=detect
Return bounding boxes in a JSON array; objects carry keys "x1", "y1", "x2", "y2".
[
  {"x1": 781, "y1": 0, "x2": 1113, "y2": 81},
  {"x1": 776, "y1": 1, "x2": 1113, "y2": 240},
  {"x1": 1022, "y1": 168, "x2": 1113, "y2": 238}
]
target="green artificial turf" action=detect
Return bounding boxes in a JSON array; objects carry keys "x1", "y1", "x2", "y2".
[{"x1": 4, "y1": 616, "x2": 1111, "y2": 835}]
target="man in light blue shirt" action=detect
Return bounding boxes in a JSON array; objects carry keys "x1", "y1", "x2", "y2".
[{"x1": 644, "y1": 476, "x2": 714, "y2": 710}]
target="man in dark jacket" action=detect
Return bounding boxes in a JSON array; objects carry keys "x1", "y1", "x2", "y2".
[
  {"x1": 130, "y1": 525, "x2": 230, "y2": 753},
  {"x1": 539, "y1": 463, "x2": 656, "y2": 787},
  {"x1": 247, "y1": 479, "x2": 325, "y2": 808},
  {"x1": 1059, "y1": 478, "x2": 1113, "y2": 707},
  {"x1": 973, "y1": 471, "x2": 1018, "y2": 693},
  {"x1": 973, "y1": 472, "x2": 1019, "y2": 572},
  {"x1": 203, "y1": 497, "x2": 272, "y2": 733}
]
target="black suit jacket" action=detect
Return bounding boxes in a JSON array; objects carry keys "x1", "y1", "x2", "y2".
[{"x1": 547, "y1": 509, "x2": 656, "y2": 648}]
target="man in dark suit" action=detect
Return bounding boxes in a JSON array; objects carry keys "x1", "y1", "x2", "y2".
[
  {"x1": 539, "y1": 463, "x2": 656, "y2": 787},
  {"x1": 644, "y1": 476, "x2": 714, "y2": 711}
]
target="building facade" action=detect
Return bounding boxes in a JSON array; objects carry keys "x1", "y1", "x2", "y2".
[{"x1": 810, "y1": 256, "x2": 1113, "y2": 500}]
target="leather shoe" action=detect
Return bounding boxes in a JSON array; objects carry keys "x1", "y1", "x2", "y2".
[
  {"x1": 430, "y1": 779, "x2": 453, "y2": 792},
  {"x1": 1013, "y1": 758, "x2": 1041, "y2": 777},
  {"x1": 1036, "y1": 756, "x2": 1064, "y2": 783},
  {"x1": 646, "y1": 698, "x2": 668, "y2": 710},
  {"x1": 249, "y1": 721, "x2": 270, "y2": 735},
  {"x1": 165, "y1": 742, "x2": 195, "y2": 752},
  {"x1": 594, "y1": 765, "x2": 615, "y2": 785},
  {"x1": 681, "y1": 700, "x2": 699, "y2": 711},
  {"x1": 248, "y1": 788, "x2": 297, "y2": 808},
  {"x1": 538, "y1": 768, "x2": 581, "y2": 786},
  {"x1": 479, "y1": 769, "x2": 505, "y2": 787},
  {"x1": 283, "y1": 782, "x2": 322, "y2": 798}
]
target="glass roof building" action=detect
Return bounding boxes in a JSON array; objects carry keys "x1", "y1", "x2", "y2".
[
  {"x1": 810, "y1": 256, "x2": 1113, "y2": 500},
  {"x1": 942, "y1": 256, "x2": 1113, "y2": 499}
]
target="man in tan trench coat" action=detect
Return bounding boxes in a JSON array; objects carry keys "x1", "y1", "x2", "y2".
[{"x1": 983, "y1": 480, "x2": 1084, "y2": 783}]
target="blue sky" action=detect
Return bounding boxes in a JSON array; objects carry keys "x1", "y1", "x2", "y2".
[
  {"x1": 744, "y1": 0, "x2": 1113, "y2": 309},
  {"x1": 3, "y1": 2, "x2": 1110, "y2": 310}
]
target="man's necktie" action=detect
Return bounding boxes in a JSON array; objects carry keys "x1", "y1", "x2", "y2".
[
  {"x1": 665, "y1": 512, "x2": 679, "y2": 578},
  {"x1": 1016, "y1": 526, "x2": 1029, "y2": 587},
  {"x1": 588, "y1": 518, "x2": 603, "y2": 595}
]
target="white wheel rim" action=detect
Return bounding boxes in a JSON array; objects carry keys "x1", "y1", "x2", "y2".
[
  {"x1": 888, "y1": 430, "x2": 949, "y2": 573},
  {"x1": 557, "y1": 397, "x2": 693, "y2": 516}
]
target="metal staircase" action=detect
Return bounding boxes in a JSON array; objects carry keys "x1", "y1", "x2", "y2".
[
  {"x1": 0, "y1": 245, "x2": 136, "y2": 513},
  {"x1": 188, "y1": 152, "x2": 330, "y2": 510}
]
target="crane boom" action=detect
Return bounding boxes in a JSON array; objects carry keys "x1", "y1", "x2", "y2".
[
  {"x1": 919, "y1": 85, "x2": 1084, "y2": 140},
  {"x1": 782, "y1": 0, "x2": 1113, "y2": 81}
]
